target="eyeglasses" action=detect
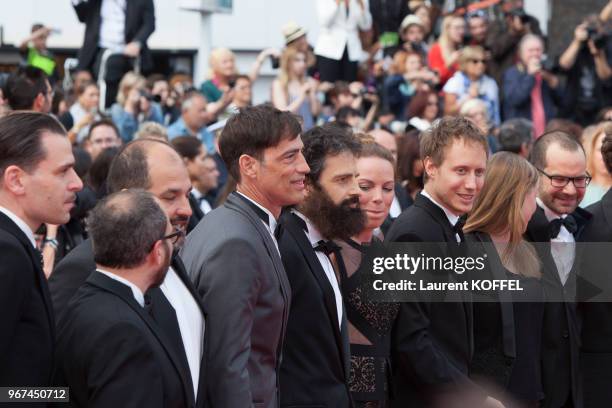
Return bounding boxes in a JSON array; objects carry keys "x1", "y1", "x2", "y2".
[
  {"x1": 536, "y1": 168, "x2": 591, "y2": 188},
  {"x1": 469, "y1": 59, "x2": 486, "y2": 64},
  {"x1": 161, "y1": 228, "x2": 184, "y2": 245}
]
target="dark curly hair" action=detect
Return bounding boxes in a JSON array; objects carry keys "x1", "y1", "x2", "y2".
[{"x1": 302, "y1": 122, "x2": 361, "y2": 184}]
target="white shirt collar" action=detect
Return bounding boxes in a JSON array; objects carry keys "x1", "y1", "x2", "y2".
[
  {"x1": 292, "y1": 210, "x2": 324, "y2": 246},
  {"x1": 0, "y1": 206, "x2": 36, "y2": 248},
  {"x1": 536, "y1": 197, "x2": 566, "y2": 221},
  {"x1": 420, "y1": 190, "x2": 460, "y2": 227},
  {"x1": 97, "y1": 268, "x2": 145, "y2": 307},
  {"x1": 236, "y1": 191, "x2": 277, "y2": 233}
]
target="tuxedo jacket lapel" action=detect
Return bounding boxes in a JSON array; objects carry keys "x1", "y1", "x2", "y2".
[
  {"x1": 414, "y1": 194, "x2": 456, "y2": 244},
  {"x1": 87, "y1": 271, "x2": 196, "y2": 407},
  {"x1": 282, "y1": 213, "x2": 346, "y2": 369},
  {"x1": 0, "y1": 213, "x2": 55, "y2": 341}
]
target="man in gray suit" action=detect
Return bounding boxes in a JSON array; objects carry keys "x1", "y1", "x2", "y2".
[{"x1": 181, "y1": 105, "x2": 310, "y2": 408}]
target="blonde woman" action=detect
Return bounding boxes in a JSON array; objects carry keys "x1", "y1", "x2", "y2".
[
  {"x1": 582, "y1": 122, "x2": 612, "y2": 206},
  {"x1": 444, "y1": 45, "x2": 500, "y2": 126},
  {"x1": 271, "y1": 47, "x2": 320, "y2": 130},
  {"x1": 110, "y1": 71, "x2": 163, "y2": 142},
  {"x1": 464, "y1": 152, "x2": 544, "y2": 408},
  {"x1": 427, "y1": 15, "x2": 465, "y2": 85}
]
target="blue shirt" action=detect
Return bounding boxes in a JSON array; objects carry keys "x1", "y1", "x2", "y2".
[{"x1": 167, "y1": 117, "x2": 215, "y2": 154}]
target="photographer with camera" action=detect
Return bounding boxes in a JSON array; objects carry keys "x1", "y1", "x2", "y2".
[
  {"x1": 486, "y1": 2, "x2": 541, "y2": 86},
  {"x1": 110, "y1": 71, "x2": 163, "y2": 143},
  {"x1": 559, "y1": 14, "x2": 612, "y2": 126},
  {"x1": 502, "y1": 34, "x2": 561, "y2": 137}
]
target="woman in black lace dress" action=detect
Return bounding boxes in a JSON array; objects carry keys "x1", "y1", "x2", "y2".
[
  {"x1": 336, "y1": 135, "x2": 400, "y2": 407},
  {"x1": 464, "y1": 152, "x2": 544, "y2": 408}
]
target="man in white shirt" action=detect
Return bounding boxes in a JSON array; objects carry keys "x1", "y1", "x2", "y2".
[
  {"x1": 526, "y1": 130, "x2": 592, "y2": 408},
  {"x1": 277, "y1": 122, "x2": 365, "y2": 407},
  {"x1": 54, "y1": 190, "x2": 194, "y2": 407},
  {"x1": 72, "y1": 0, "x2": 155, "y2": 107},
  {"x1": 0, "y1": 112, "x2": 82, "y2": 387}
]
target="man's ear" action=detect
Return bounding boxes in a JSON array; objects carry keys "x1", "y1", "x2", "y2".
[
  {"x1": 2, "y1": 165, "x2": 27, "y2": 196},
  {"x1": 33, "y1": 93, "x2": 46, "y2": 112},
  {"x1": 238, "y1": 154, "x2": 259, "y2": 180},
  {"x1": 423, "y1": 156, "x2": 437, "y2": 180}
]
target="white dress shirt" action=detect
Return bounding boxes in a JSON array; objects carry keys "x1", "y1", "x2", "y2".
[
  {"x1": 97, "y1": 268, "x2": 145, "y2": 307},
  {"x1": 191, "y1": 188, "x2": 213, "y2": 215},
  {"x1": 420, "y1": 190, "x2": 461, "y2": 243},
  {"x1": 0, "y1": 206, "x2": 36, "y2": 248},
  {"x1": 536, "y1": 198, "x2": 575, "y2": 285},
  {"x1": 99, "y1": 0, "x2": 127, "y2": 51},
  {"x1": 293, "y1": 210, "x2": 344, "y2": 329},
  {"x1": 160, "y1": 266, "x2": 204, "y2": 397},
  {"x1": 389, "y1": 196, "x2": 402, "y2": 218}
]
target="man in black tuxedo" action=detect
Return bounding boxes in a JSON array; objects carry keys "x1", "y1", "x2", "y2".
[
  {"x1": 72, "y1": 0, "x2": 155, "y2": 107},
  {"x1": 181, "y1": 105, "x2": 308, "y2": 408},
  {"x1": 48, "y1": 139, "x2": 207, "y2": 407},
  {"x1": 0, "y1": 113, "x2": 82, "y2": 392},
  {"x1": 385, "y1": 117, "x2": 502, "y2": 408},
  {"x1": 55, "y1": 190, "x2": 192, "y2": 406},
  {"x1": 278, "y1": 123, "x2": 364, "y2": 407},
  {"x1": 580, "y1": 127, "x2": 612, "y2": 408},
  {"x1": 526, "y1": 130, "x2": 592, "y2": 408}
]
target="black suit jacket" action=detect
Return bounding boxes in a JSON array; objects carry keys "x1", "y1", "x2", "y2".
[
  {"x1": 73, "y1": 0, "x2": 155, "y2": 72},
  {"x1": 54, "y1": 271, "x2": 191, "y2": 407},
  {"x1": 48, "y1": 239, "x2": 208, "y2": 407},
  {"x1": 525, "y1": 205, "x2": 591, "y2": 408},
  {"x1": 579, "y1": 188, "x2": 612, "y2": 408},
  {"x1": 464, "y1": 232, "x2": 517, "y2": 388},
  {"x1": 187, "y1": 193, "x2": 205, "y2": 234},
  {"x1": 385, "y1": 193, "x2": 477, "y2": 408},
  {"x1": 0, "y1": 213, "x2": 55, "y2": 391},
  {"x1": 278, "y1": 211, "x2": 352, "y2": 408}
]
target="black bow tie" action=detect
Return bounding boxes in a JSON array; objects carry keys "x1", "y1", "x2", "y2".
[
  {"x1": 314, "y1": 240, "x2": 341, "y2": 257},
  {"x1": 549, "y1": 215, "x2": 578, "y2": 238}
]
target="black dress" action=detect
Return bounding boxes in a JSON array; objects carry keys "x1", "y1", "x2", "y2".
[
  {"x1": 337, "y1": 238, "x2": 400, "y2": 408},
  {"x1": 469, "y1": 234, "x2": 545, "y2": 408}
]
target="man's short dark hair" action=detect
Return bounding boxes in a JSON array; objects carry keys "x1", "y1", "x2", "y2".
[
  {"x1": 302, "y1": 123, "x2": 362, "y2": 183},
  {"x1": 106, "y1": 139, "x2": 172, "y2": 193},
  {"x1": 498, "y1": 118, "x2": 533, "y2": 153},
  {"x1": 4, "y1": 66, "x2": 49, "y2": 110},
  {"x1": 88, "y1": 190, "x2": 167, "y2": 268},
  {"x1": 171, "y1": 136, "x2": 202, "y2": 161},
  {"x1": 0, "y1": 112, "x2": 66, "y2": 177},
  {"x1": 529, "y1": 130, "x2": 585, "y2": 170},
  {"x1": 86, "y1": 119, "x2": 120, "y2": 141},
  {"x1": 420, "y1": 116, "x2": 488, "y2": 167},
  {"x1": 219, "y1": 104, "x2": 301, "y2": 182}
]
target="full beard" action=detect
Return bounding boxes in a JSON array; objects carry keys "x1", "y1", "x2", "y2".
[{"x1": 299, "y1": 184, "x2": 366, "y2": 240}]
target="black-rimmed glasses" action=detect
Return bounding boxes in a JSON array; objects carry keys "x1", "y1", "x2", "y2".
[
  {"x1": 161, "y1": 228, "x2": 184, "y2": 245},
  {"x1": 536, "y1": 168, "x2": 591, "y2": 188}
]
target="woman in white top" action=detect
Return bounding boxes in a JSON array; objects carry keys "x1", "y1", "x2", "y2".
[
  {"x1": 314, "y1": 0, "x2": 372, "y2": 82},
  {"x1": 272, "y1": 47, "x2": 320, "y2": 130}
]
